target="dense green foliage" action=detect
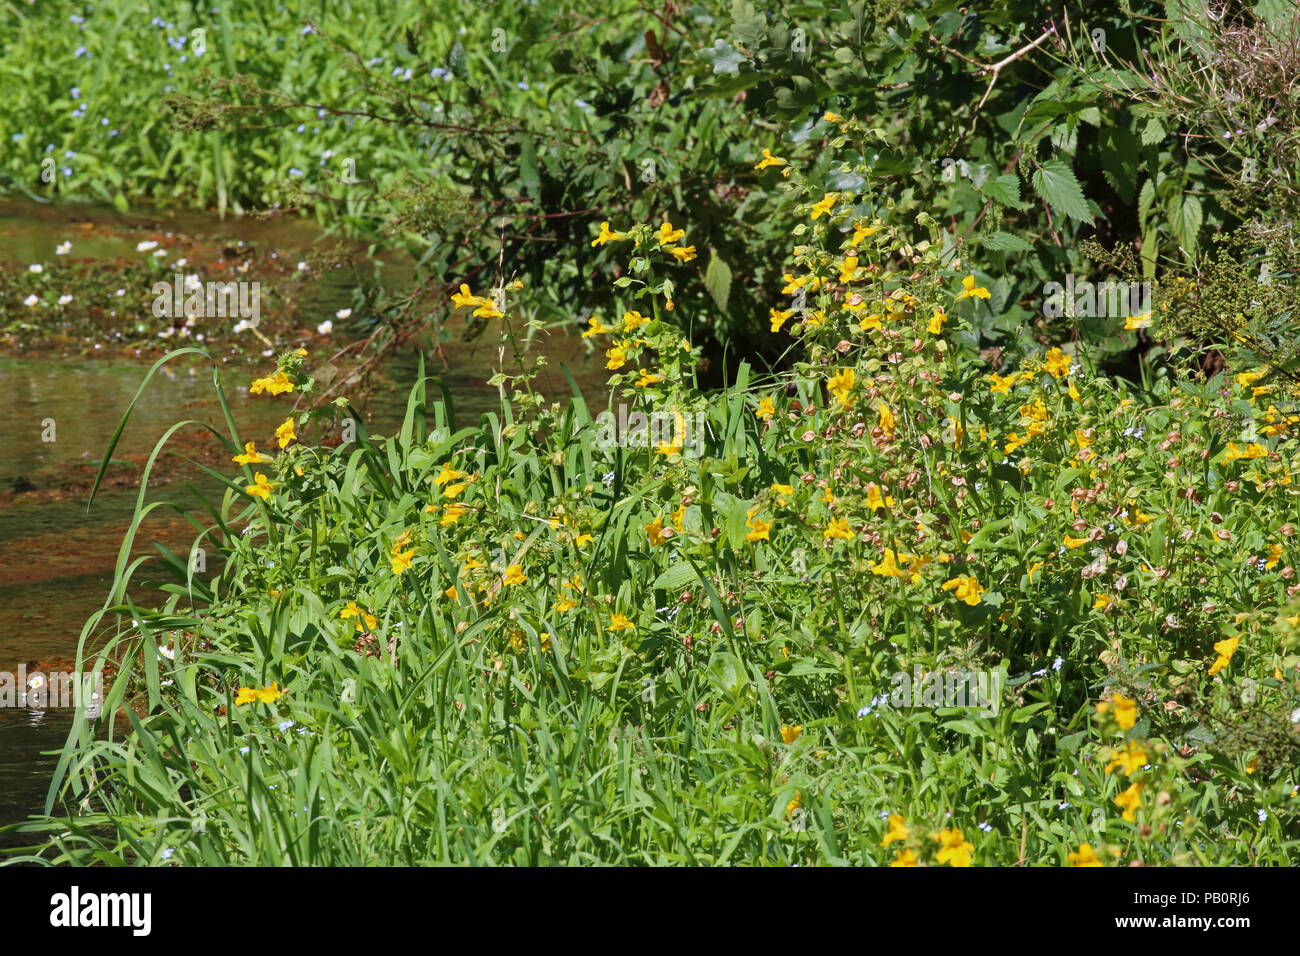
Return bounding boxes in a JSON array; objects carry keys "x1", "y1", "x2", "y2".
[{"x1": 2, "y1": 0, "x2": 1299, "y2": 866}]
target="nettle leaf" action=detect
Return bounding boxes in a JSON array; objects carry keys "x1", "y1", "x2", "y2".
[
  {"x1": 1031, "y1": 159, "x2": 1092, "y2": 224},
  {"x1": 982, "y1": 231, "x2": 1034, "y2": 253},
  {"x1": 1169, "y1": 193, "x2": 1203, "y2": 253},
  {"x1": 703, "y1": 250, "x2": 733, "y2": 312},
  {"x1": 1140, "y1": 116, "x2": 1166, "y2": 145},
  {"x1": 980, "y1": 173, "x2": 1021, "y2": 206}
]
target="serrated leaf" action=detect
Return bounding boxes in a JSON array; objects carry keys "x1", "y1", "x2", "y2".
[
  {"x1": 1031, "y1": 159, "x2": 1092, "y2": 224},
  {"x1": 698, "y1": 38, "x2": 744, "y2": 75},
  {"x1": 1140, "y1": 116, "x2": 1165, "y2": 145},
  {"x1": 1169, "y1": 193, "x2": 1203, "y2": 253},
  {"x1": 980, "y1": 173, "x2": 1021, "y2": 206},
  {"x1": 982, "y1": 230, "x2": 1033, "y2": 252}
]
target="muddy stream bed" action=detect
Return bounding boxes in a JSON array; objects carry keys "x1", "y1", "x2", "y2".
[{"x1": 0, "y1": 198, "x2": 604, "y2": 847}]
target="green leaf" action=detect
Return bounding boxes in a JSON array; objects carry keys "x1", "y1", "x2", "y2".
[
  {"x1": 703, "y1": 250, "x2": 733, "y2": 312},
  {"x1": 1140, "y1": 116, "x2": 1165, "y2": 145},
  {"x1": 1031, "y1": 159, "x2": 1092, "y2": 224},
  {"x1": 982, "y1": 231, "x2": 1033, "y2": 253},
  {"x1": 1169, "y1": 193, "x2": 1203, "y2": 254},
  {"x1": 652, "y1": 563, "x2": 697, "y2": 590},
  {"x1": 980, "y1": 173, "x2": 1021, "y2": 206}
]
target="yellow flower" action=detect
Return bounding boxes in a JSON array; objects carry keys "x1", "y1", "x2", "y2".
[
  {"x1": 1063, "y1": 534, "x2": 1088, "y2": 549},
  {"x1": 275, "y1": 417, "x2": 296, "y2": 449},
  {"x1": 858, "y1": 312, "x2": 883, "y2": 332},
  {"x1": 340, "y1": 601, "x2": 378, "y2": 632},
  {"x1": 234, "y1": 681, "x2": 282, "y2": 706},
  {"x1": 1044, "y1": 347, "x2": 1073, "y2": 379},
  {"x1": 1113, "y1": 693, "x2": 1137, "y2": 730},
  {"x1": 956, "y1": 274, "x2": 990, "y2": 301},
  {"x1": 870, "y1": 548, "x2": 909, "y2": 579},
  {"x1": 786, "y1": 793, "x2": 802, "y2": 818},
  {"x1": 1265, "y1": 543, "x2": 1283, "y2": 570},
  {"x1": 554, "y1": 595, "x2": 578, "y2": 613},
  {"x1": 635, "y1": 371, "x2": 663, "y2": 388},
  {"x1": 657, "y1": 221, "x2": 686, "y2": 246},
  {"x1": 390, "y1": 547, "x2": 416, "y2": 575},
  {"x1": 754, "y1": 148, "x2": 787, "y2": 171},
  {"x1": 1067, "y1": 843, "x2": 1104, "y2": 867},
  {"x1": 890, "y1": 848, "x2": 918, "y2": 867},
  {"x1": 755, "y1": 395, "x2": 776, "y2": 421},
  {"x1": 824, "y1": 517, "x2": 855, "y2": 540},
  {"x1": 622, "y1": 310, "x2": 650, "y2": 332},
  {"x1": 434, "y1": 463, "x2": 467, "y2": 487},
  {"x1": 581, "y1": 315, "x2": 614, "y2": 338},
  {"x1": 1105, "y1": 741, "x2": 1147, "y2": 776},
  {"x1": 1093, "y1": 593, "x2": 1112, "y2": 611},
  {"x1": 503, "y1": 564, "x2": 526, "y2": 586},
  {"x1": 1124, "y1": 312, "x2": 1152, "y2": 330},
  {"x1": 878, "y1": 400, "x2": 896, "y2": 435},
  {"x1": 1003, "y1": 432, "x2": 1026, "y2": 454},
  {"x1": 605, "y1": 347, "x2": 627, "y2": 370},
  {"x1": 935, "y1": 828, "x2": 974, "y2": 867},
  {"x1": 245, "y1": 472, "x2": 277, "y2": 500},
  {"x1": 1222, "y1": 442, "x2": 1267, "y2": 463},
  {"x1": 928, "y1": 307, "x2": 947, "y2": 335},
  {"x1": 249, "y1": 370, "x2": 294, "y2": 396},
  {"x1": 809, "y1": 193, "x2": 837, "y2": 220},
  {"x1": 746, "y1": 514, "x2": 772, "y2": 542},
  {"x1": 865, "y1": 483, "x2": 895, "y2": 512},
  {"x1": 441, "y1": 503, "x2": 469, "y2": 526},
  {"x1": 822, "y1": 111, "x2": 843, "y2": 123},
  {"x1": 839, "y1": 255, "x2": 860, "y2": 283},
  {"x1": 671, "y1": 244, "x2": 697, "y2": 262},
  {"x1": 770, "y1": 308, "x2": 795, "y2": 333},
  {"x1": 646, "y1": 516, "x2": 671, "y2": 546},
  {"x1": 608, "y1": 613, "x2": 635, "y2": 631},
  {"x1": 942, "y1": 575, "x2": 984, "y2": 606},
  {"x1": 450, "y1": 283, "x2": 484, "y2": 309},
  {"x1": 233, "y1": 441, "x2": 269, "y2": 465},
  {"x1": 574, "y1": 533, "x2": 594, "y2": 548},
  {"x1": 988, "y1": 372, "x2": 1018, "y2": 395},
  {"x1": 780, "y1": 724, "x2": 802, "y2": 744},
  {"x1": 881, "y1": 814, "x2": 909, "y2": 847},
  {"x1": 849, "y1": 219, "x2": 878, "y2": 247},
  {"x1": 472, "y1": 298, "x2": 504, "y2": 319},
  {"x1": 1208, "y1": 635, "x2": 1240, "y2": 676},
  {"x1": 827, "y1": 368, "x2": 855, "y2": 406},
  {"x1": 1114, "y1": 782, "x2": 1143, "y2": 822},
  {"x1": 591, "y1": 221, "x2": 626, "y2": 247}
]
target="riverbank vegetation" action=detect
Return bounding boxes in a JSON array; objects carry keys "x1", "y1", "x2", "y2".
[{"x1": 1, "y1": 0, "x2": 1298, "y2": 865}]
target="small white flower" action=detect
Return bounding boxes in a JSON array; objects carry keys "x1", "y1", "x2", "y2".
[
  {"x1": 1052, "y1": 656, "x2": 1063, "y2": 671},
  {"x1": 232, "y1": 319, "x2": 253, "y2": 333},
  {"x1": 977, "y1": 822, "x2": 993, "y2": 833},
  {"x1": 161, "y1": 847, "x2": 174, "y2": 860},
  {"x1": 114, "y1": 288, "x2": 125, "y2": 297},
  {"x1": 316, "y1": 319, "x2": 333, "y2": 335},
  {"x1": 278, "y1": 720, "x2": 295, "y2": 732},
  {"x1": 1290, "y1": 706, "x2": 1300, "y2": 723},
  {"x1": 297, "y1": 261, "x2": 309, "y2": 271},
  {"x1": 174, "y1": 257, "x2": 187, "y2": 267},
  {"x1": 55, "y1": 242, "x2": 71, "y2": 255},
  {"x1": 1258, "y1": 809, "x2": 1268, "y2": 822},
  {"x1": 136, "y1": 240, "x2": 158, "y2": 252},
  {"x1": 28, "y1": 263, "x2": 43, "y2": 273},
  {"x1": 58, "y1": 294, "x2": 73, "y2": 305},
  {"x1": 23, "y1": 294, "x2": 39, "y2": 306},
  {"x1": 335, "y1": 308, "x2": 351, "y2": 319}
]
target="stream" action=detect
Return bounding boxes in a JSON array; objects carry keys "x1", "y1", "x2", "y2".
[{"x1": 0, "y1": 198, "x2": 605, "y2": 848}]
